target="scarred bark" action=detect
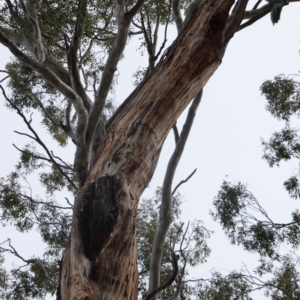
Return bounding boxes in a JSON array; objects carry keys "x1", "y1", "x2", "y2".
[{"x1": 58, "y1": 0, "x2": 234, "y2": 299}]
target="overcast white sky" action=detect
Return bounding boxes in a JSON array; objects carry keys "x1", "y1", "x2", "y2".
[{"x1": 1, "y1": 1, "x2": 300, "y2": 299}]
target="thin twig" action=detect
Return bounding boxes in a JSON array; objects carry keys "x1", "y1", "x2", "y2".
[{"x1": 172, "y1": 168, "x2": 197, "y2": 195}]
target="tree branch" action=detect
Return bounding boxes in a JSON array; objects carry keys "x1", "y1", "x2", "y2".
[
  {"x1": 237, "y1": 6, "x2": 273, "y2": 31},
  {"x1": 252, "y1": 0, "x2": 262, "y2": 10},
  {"x1": 172, "y1": 123, "x2": 179, "y2": 144},
  {"x1": 172, "y1": 0, "x2": 183, "y2": 34},
  {"x1": 19, "y1": 0, "x2": 45, "y2": 62},
  {"x1": 13, "y1": 143, "x2": 73, "y2": 172},
  {"x1": 0, "y1": 75, "x2": 9, "y2": 83},
  {"x1": 237, "y1": 1, "x2": 300, "y2": 32},
  {"x1": 140, "y1": 10, "x2": 156, "y2": 71},
  {"x1": 0, "y1": 28, "x2": 71, "y2": 85},
  {"x1": 172, "y1": 168, "x2": 197, "y2": 195},
  {"x1": 145, "y1": 250, "x2": 179, "y2": 300},
  {"x1": 0, "y1": 29, "x2": 88, "y2": 130},
  {"x1": 243, "y1": 3, "x2": 270, "y2": 19},
  {"x1": 148, "y1": 89, "x2": 203, "y2": 298},
  {"x1": 0, "y1": 27, "x2": 37, "y2": 57},
  {"x1": 67, "y1": 0, "x2": 93, "y2": 112},
  {"x1": 85, "y1": 0, "x2": 146, "y2": 147},
  {"x1": 62, "y1": 100, "x2": 76, "y2": 143},
  {"x1": 224, "y1": 0, "x2": 249, "y2": 42},
  {"x1": 154, "y1": 1, "x2": 171, "y2": 61},
  {"x1": 126, "y1": 0, "x2": 145, "y2": 19},
  {"x1": 21, "y1": 192, "x2": 73, "y2": 210}
]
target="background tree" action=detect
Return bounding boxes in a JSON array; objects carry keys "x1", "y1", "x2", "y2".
[
  {"x1": 211, "y1": 67, "x2": 300, "y2": 299},
  {"x1": 0, "y1": 0, "x2": 299, "y2": 299}
]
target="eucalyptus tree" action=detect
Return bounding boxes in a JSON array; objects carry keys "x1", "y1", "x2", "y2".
[{"x1": 0, "y1": 0, "x2": 300, "y2": 299}]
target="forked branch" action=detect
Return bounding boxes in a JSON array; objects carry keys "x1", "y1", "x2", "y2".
[
  {"x1": 85, "y1": 0, "x2": 145, "y2": 146},
  {"x1": 148, "y1": 90, "x2": 203, "y2": 298},
  {"x1": 19, "y1": 0, "x2": 45, "y2": 62}
]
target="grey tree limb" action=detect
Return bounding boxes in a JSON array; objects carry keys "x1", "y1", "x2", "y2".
[
  {"x1": 148, "y1": 90, "x2": 203, "y2": 299},
  {"x1": 19, "y1": 0, "x2": 45, "y2": 62},
  {"x1": 0, "y1": 27, "x2": 37, "y2": 57},
  {"x1": 172, "y1": 0, "x2": 183, "y2": 34},
  {"x1": 0, "y1": 27, "x2": 71, "y2": 86},
  {"x1": 140, "y1": 10, "x2": 156, "y2": 71},
  {"x1": 237, "y1": 1, "x2": 300, "y2": 32},
  {"x1": 24, "y1": 194, "x2": 73, "y2": 210},
  {"x1": 85, "y1": 0, "x2": 145, "y2": 146},
  {"x1": 0, "y1": 75, "x2": 9, "y2": 83},
  {"x1": 237, "y1": 7, "x2": 270, "y2": 31},
  {"x1": 0, "y1": 30, "x2": 87, "y2": 122},
  {"x1": 63, "y1": 99, "x2": 77, "y2": 143},
  {"x1": 126, "y1": 0, "x2": 145, "y2": 19},
  {"x1": 172, "y1": 168, "x2": 197, "y2": 195},
  {"x1": 167, "y1": 223, "x2": 190, "y2": 299},
  {"x1": 243, "y1": 3, "x2": 270, "y2": 19},
  {"x1": 224, "y1": 0, "x2": 249, "y2": 42},
  {"x1": 67, "y1": 0, "x2": 93, "y2": 112},
  {"x1": 50, "y1": 151, "x2": 74, "y2": 171},
  {"x1": 172, "y1": 123, "x2": 179, "y2": 144}
]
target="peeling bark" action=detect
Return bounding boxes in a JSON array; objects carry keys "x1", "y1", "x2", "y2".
[{"x1": 58, "y1": 1, "x2": 234, "y2": 299}]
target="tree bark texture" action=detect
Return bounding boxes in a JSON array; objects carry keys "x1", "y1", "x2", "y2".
[{"x1": 58, "y1": 0, "x2": 234, "y2": 299}]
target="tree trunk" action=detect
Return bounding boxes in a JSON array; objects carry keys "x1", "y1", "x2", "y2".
[{"x1": 58, "y1": 0, "x2": 234, "y2": 299}]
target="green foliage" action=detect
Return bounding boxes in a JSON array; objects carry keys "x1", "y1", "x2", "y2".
[
  {"x1": 0, "y1": 255, "x2": 8, "y2": 296},
  {"x1": 212, "y1": 178, "x2": 300, "y2": 298},
  {"x1": 0, "y1": 172, "x2": 35, "y2": 232},
  {"x1": 260, "y1": 74, "x2": 300, "y2": 198},
  {"x1": 262, "y1": 127, "x2": 300, "y2": 168},
  {"x1": 264, "y1": 255, "x2": 300, "y2": 300},
  {"x1": 3, "y1": 258, "x2": 58, "y2": 300},
  {"x1": 212, "y1": 181, "x2": 300, "y2": 258},
  {"x1": 211, "y1": 181, "x2": 278, "y2": 258},
  {"x1": 39, "y1": 165, "x2": 76, "y2": 195},
  {"x1": 255, "y1": 255, "x2": 300, "y2": 300},
  {"x1": 0, "y1": 168, "x2": 71, "y2": 297},
  {"x1": 210, "y1": 181, "x2": 248, "y2": 230},
  {"x1": 0, "y1": 185, "x2": 214, "y2": 299},
  {"x1": 196, "y1": 271, "x2": 253, "y2": 300},
  {"x1": 6, "y1": 60, "x2": 69, "y2": 146},
  {"x1": 261, "y1": 75, "x2": 300, "y2": 122},
  {"x1": 283, "y1": 176, "x2": 300, "y2": 199}
]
